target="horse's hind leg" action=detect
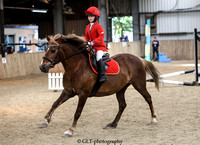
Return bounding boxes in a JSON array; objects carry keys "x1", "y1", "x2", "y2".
[
  {"x1": 40, "y1": 90, "x2": 75, "y2": 128},
  {"x1": 132, "y1": 79, "x2": 157, "y2": 124},
  {"x1": 105, "y1": 84, "x2": 130, "y2": 129}
]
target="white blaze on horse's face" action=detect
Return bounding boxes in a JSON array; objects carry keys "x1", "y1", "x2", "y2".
[
  {"x1": 40, "y1": 59, "x2": 44, "y2": 65},
  {"x1": 41, "y1": 47, "x2": 50, "y2": 65},
  {"x1": 47, "y1": 47, "x2": 50, "y2": 52}
]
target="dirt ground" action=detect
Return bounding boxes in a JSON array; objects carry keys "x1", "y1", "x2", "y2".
[{"x1": 0, "y1": 60, "x2": 200, "y2": 145}]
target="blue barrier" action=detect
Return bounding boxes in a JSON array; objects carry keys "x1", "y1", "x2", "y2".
[{"x1": 158, "y1": 52, "x2": 171, "y2": 63}]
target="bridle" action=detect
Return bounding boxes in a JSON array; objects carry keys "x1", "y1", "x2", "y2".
[
  {"x1": 42, "y1": 44, "x2": 87, "y2": 67},
  {"x1": 42, "y1": 44, "x2": 61, "y2": 67}
]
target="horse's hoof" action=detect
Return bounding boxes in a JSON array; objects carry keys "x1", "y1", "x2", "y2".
[
  {"x1": 39, "y1": 119, "x2": 48, "y2": 128},
  {"x1": 63, "y1": 130, "x2": 73, "y2": 137},
  {"x1": 151, "y1": 118, "x2": 158, "y2": 125},
  {"x1": 103, "y1": 123, "x2": 117, "y2": 129}
]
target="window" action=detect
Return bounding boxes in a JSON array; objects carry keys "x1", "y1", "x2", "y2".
[
  {"x1": 4, "y1": 35, "x2": 15, "y2": 53},
  {"x1": 112, "y1": 16, "x2": 133, "y2": 42}
]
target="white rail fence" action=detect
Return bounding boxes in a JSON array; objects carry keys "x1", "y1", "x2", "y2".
[{"x1": 48, "y1": 73, "x2": 64, "y2": 91}]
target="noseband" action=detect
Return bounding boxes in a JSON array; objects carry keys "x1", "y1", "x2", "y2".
[{"x1": 43, "y1": 44, "x2": 87, "y2": 67}]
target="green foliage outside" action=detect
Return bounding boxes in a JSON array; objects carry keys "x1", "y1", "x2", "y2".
[{"x1": 112, "y1": 16, "x2": 133, "y2": 41}]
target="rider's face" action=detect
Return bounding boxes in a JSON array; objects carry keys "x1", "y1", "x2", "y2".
[{"x1": 88, "y1": 15, "x2": 95, "y2": 23}]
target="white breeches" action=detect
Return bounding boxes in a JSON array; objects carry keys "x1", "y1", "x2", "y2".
[{"x1": 96, "y1": 50, "x2": 105, "y2": 61}]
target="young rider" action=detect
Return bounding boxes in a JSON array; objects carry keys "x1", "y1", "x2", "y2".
[{"x1": 84, "y1": 6, "x2": 108, "y2": 83}]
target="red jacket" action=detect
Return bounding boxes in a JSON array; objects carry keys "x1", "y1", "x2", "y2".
[{"x1": 85, "y1": 21, "x2": 107, "y2": 52}]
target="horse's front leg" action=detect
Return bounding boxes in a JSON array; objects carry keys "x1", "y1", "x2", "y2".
[
  {"x1": 64, "y1": 95, "x2": 88, "y2": 137},
  {"x1": 40, "y1": 90, "x2": 75, "y2": 128}
]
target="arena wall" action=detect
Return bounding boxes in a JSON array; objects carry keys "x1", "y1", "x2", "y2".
[
  {"x1": 108, "y1": 41, "x2": 145, "y2": 57},
  {"x1": 0, "y1": 52, "x2": 44, "y2": 79},
  {"x1": 159, "y1": 40, "x2": 200, "y2": 60},
  {"x1": 0, "y1": 40, "x2": 199, "y2": 78}
]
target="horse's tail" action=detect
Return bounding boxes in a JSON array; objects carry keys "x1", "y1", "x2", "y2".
[{"x1": 141, "y1": 58, "x2": 160, "y2": 90}]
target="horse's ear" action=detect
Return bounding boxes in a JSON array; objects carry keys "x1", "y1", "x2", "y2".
[
  {"x1": 54, "y1": 34, "x2": 62, "y2": 44},
  {"x1": 46, "y1": 35, "x2": 50, "y2": 42}
]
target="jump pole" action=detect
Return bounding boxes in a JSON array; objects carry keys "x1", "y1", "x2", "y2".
[
  {"x1": 159, "y1": 80, "x2": 194, "y2": 86},
  {"x1": 146, "y1": 70, "x2": 195, "y2": 86},
  {"x1": 147, "y1": 79, "x2": 194, "y2": 86},
  {"x1": 146, "y1": 69, "x2": 195, "y2": 81}
]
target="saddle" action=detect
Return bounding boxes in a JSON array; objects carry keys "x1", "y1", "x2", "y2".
[
  {"x1": 86, "y1": 45, "x2": 120, "y2": 97},
  {"x1": 88, "y1": 53, "x2": 120, "y2": 75}
]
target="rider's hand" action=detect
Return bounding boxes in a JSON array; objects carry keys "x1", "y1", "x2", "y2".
[{"x1": 91, "y1": 42, "x2": 94, "y2": 46}]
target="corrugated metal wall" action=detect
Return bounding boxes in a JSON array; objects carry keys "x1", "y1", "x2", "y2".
[
  {"x1": 176, "y1": 0, "x2": 200, "y2": 9},
  {"x1": 139, "y1": 0, "x2": 200, "y2": 40},
  {"x1": 157, "y1": 12, "x2": 200, "y2": 33},
  {"x1": 139, "y1": 0, "x2": 200, "y2": 12},
  {"x1": 139, "y1": 0, "x2": 175, "y2": 12}
]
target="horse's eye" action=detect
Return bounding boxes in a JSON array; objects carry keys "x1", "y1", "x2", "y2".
[{"x1": 51, "y1": 49, "x2": 56, "y2": 53}]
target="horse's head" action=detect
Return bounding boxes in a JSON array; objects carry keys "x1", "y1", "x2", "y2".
[
  {"x1": 40, "y1": 34, "x2": 63, "y2": 73},
  {"x1": 40, "y1": 34, "x2": 87, "y2": 73}
]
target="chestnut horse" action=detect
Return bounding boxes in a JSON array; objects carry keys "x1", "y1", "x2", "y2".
[{"x1": 39, "y1": 34, "x2": 160, "y2": 137}]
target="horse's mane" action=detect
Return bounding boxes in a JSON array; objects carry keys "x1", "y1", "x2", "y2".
[{"x1": 48, "y1": 34, "x2": 86, "y2": 49}]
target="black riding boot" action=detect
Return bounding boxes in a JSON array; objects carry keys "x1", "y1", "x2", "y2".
[{"x1": 98, "y1": 59, "x2": 108, "y2": 83}]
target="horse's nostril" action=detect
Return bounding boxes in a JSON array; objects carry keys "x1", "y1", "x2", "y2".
[
  {"x1": 40, "y1": 65, "x2": 45, "y2": 72},
  {"x1": 39, "y1": 64, "x2": 50, "y2": 73}
]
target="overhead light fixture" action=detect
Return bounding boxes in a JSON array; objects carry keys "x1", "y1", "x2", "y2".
[
  {"x1": 4, "y1": 6, "x2": 48, "y2": 13},
  {"x1": 32, "y1": 9, "x2": 48, "y2": 13}
]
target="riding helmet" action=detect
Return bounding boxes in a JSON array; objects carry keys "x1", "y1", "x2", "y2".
[{"x1": 84, "y1": 6, "x2": 100, "y2": 18}]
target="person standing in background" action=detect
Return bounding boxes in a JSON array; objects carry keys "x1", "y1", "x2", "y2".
[{"x1": 152, "y1": 36, "x2": 159, "y2": 61}]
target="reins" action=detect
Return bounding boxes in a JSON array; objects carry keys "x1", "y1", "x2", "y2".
[
  {"x1": 43, "y1": 44, "x2": 88, "y2": 67},
  {"x1": 59, "y1": 46, "x2": 87, "y2": 63}
]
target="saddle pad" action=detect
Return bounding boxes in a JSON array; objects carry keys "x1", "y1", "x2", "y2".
[{"x1": 89, "y1": 55, "x2": 120, "y2": 75}]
